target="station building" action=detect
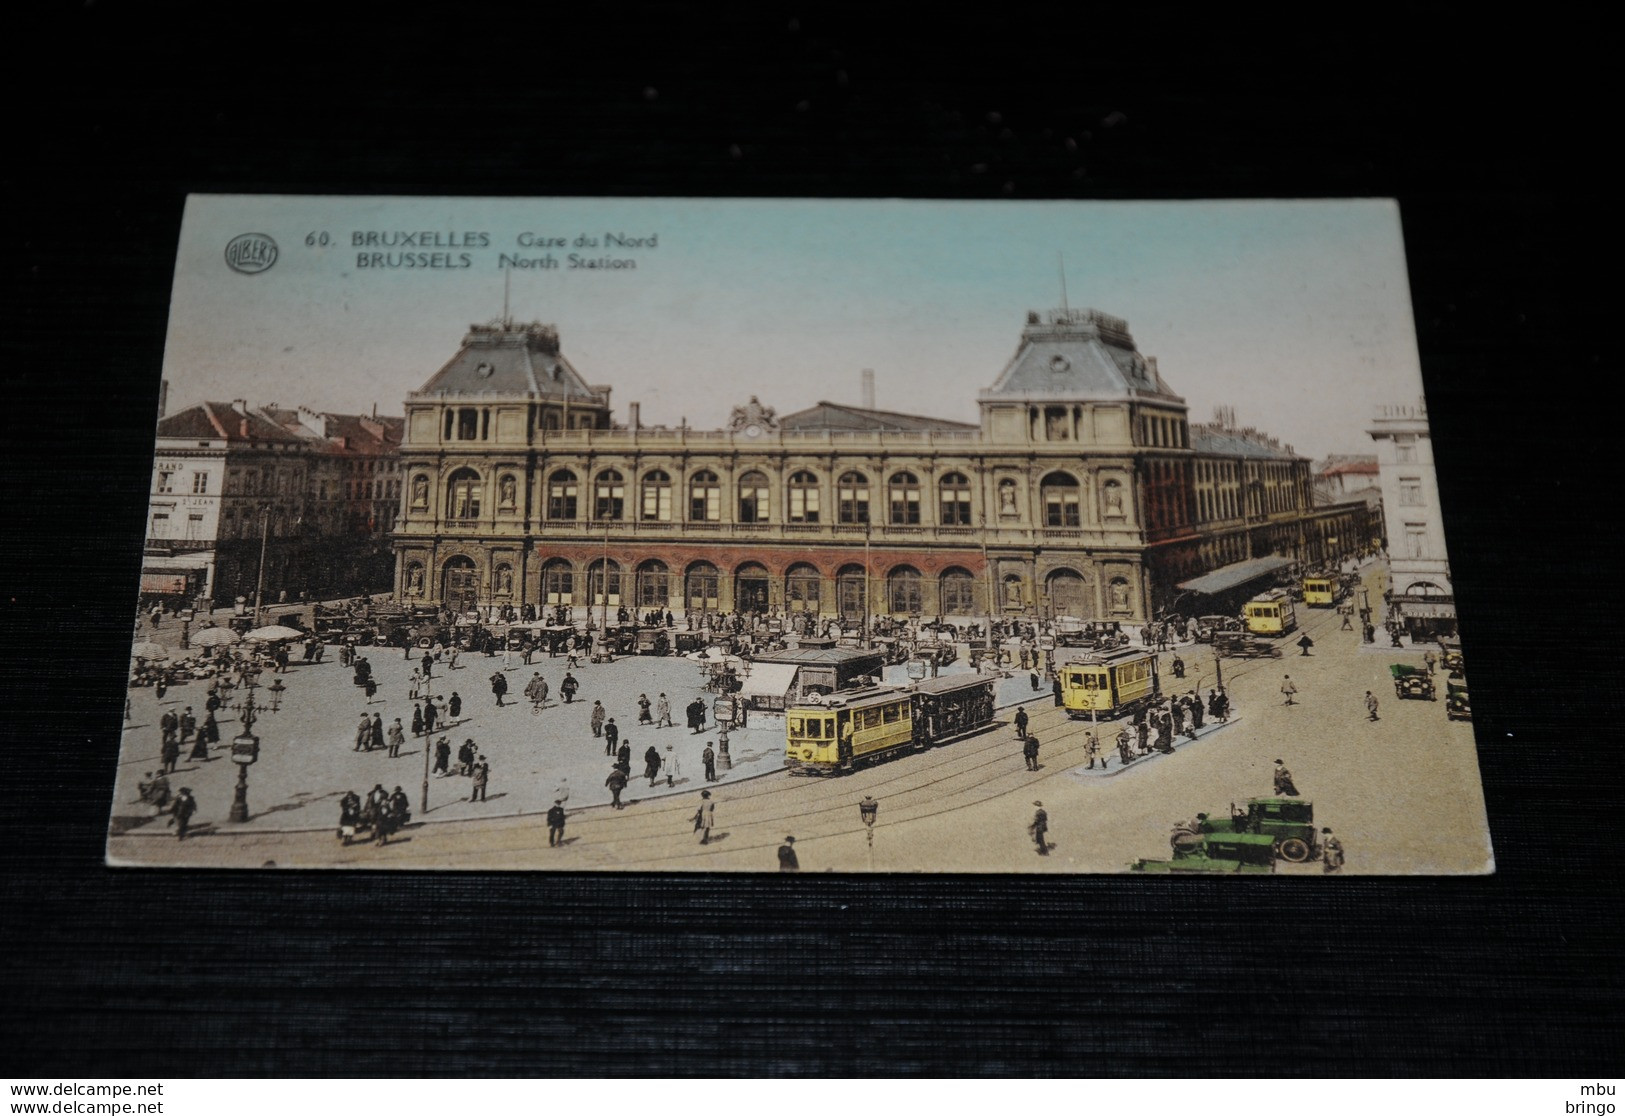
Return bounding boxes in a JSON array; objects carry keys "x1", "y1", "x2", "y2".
[{"x1": 389, "y1": 308, "x2": 1369, "y2": 624}]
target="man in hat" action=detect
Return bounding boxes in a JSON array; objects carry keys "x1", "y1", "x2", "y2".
[
  {"x1": 432, "y1": 736, "x2": 451, "y2": 776},
  {"x1": 171, "y1": 787, "x2": 197, "y2": 841},
  {"x1": 1084, "y1": 730, "x2": 1106, "y2": 770},
  {"x1": 1028, "y1": 801, "x2": 1049, "y2": 856},
  {"x1": 469, "y1": 755, "x2": 489, "y2": 802},
  {"x1": 605, "y1": 766, "x2": 628, "y2": 809},
  {"x1": 547, "y1": 799, "x2": 567, "y2": 846},
  {"x1": 1273, "y1": 759, "x2": 1299, "y2": 797},
  {"x1": 656, "y1": 692, "x2": 673, "y2": 728},
  {"x1": 355, "y1": 712, "x2": 372, "y2": 751},
  {"x1": 604, "y1": 717, "x2": 620, "y2": 755},
  {"x1": 1321, "y1": 827, "x2": 1345, "y2": 873},
  {"x1": 1280, "y1": 674, "x2": 1298, "y2": 706},
  {"x1": 1022, "y1": 732, "x2": 1040, "y2": 771},
  {"x1": 1013, "y1": 706, "x2": 1029, "y2": 740},
  {"x1": 1364, "y1": 690, "x2": 1380, "y2": 721},
  {"x1": 701, "y1": 742, "x2": 717, "y2": 783},
  {"x1": 778, "y1": 836, "x2": 799, "y2": 871},
  {"x1": 1297, "y1": 634, "x2": 1314, "y2": 657},
  {"x1": 386, "y1": 717, "x2": 405, "y2": 757},
  {"x1": 694, "y1": 789, "x2": 715, "y2": 844}
]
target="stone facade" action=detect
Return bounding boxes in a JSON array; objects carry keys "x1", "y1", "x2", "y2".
[{"x1": 392, "y1": 310, "x2": 1368, "y2": 623}]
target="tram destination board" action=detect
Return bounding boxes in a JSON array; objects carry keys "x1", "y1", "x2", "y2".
[{"x1": 107, "y1": 195, "x2": 1492, "y2": 875}]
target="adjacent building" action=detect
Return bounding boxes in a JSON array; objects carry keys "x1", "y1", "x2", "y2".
[
  {"x1": 389, "y1": 309, "x2": 1370, "y2": 624},
  {"x1": 142, "y1": 400, "x2": 403, "y2": 608},
  {"x1": 1368, "y1": 399, "x2": 1457, "y2": 638}
]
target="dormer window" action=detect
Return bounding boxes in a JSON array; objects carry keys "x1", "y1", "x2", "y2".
[
  {"x1": 1049, "y1": 355, "x2": 1070, "y2": 373},
  {"x1": 476, "y1": 361, "x2": 494, "y2": 378}
]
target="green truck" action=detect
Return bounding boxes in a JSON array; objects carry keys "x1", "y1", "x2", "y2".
[{"x1": 1131, "y1": 796, "x2": 1323, "y2": 872}]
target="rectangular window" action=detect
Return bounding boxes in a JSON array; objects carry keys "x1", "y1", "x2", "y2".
[
  {"x1": 548, "y1": 483, "x2": 577, "y2": 520},
  {"x1": 690, "y1": 488, "x2": 720, "y2": 522},
  {"x1": 641, "y1": 485, "x2": 671, "y2": 522},
  {"x1": 157, "y1": 471, "x2": 173, "y2": 494},
  {"x1": 838, "y1": 488, "x2": 869, "y2": 524},
  {"x1": 191, "y1": 472, "x2": 208, "y2": 494},
  {"x1": 789, "y1": 487, "x2": 820, "y2": 523},
  {"x1": 1398, "y1": 478, "x2": 1423, "y2": 506}
]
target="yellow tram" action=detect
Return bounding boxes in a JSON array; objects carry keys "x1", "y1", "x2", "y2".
[
  {"x1": 1058, "y1": 647, "x2": 1161, "y2": 721},
  {"x1": 1242, "y1": 589, "x2": 1298, "y2": 636},
  {"x1": 784, "y1": 674, "x2": 996, "y2": 775},
  {"x1": 1301, "y1": 575, "x2": 1337, "y2": 608}
]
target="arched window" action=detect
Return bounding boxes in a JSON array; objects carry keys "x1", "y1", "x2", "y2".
[
  {"x1": 637, "y1": 559, "x2": 670, "y2": 608},
  {"x1": 685, "y1": 561, "x2": 720, "y2": 611},
  {"x1": 736, "y1": 562, "x2": 770, "y2": 612},
  {"x1": 939, "y1": 471, "x2": 971, "y2": 526},
  {"x1": 940, "y1": 568, "x2": 976, "y2": 615},
  {"x1": 689, "y1": 470, "x2": 720, "y2": 522},
  {"x1": 888, "y1": 471, "x2": 921, "y2": 525},
  {"x1": 836, "y1": 563, "x2": 867, "y2": 619},
  {"x1": 640, "y1": 469, "x2": 672, "y2": 522},
  {"x1": 1046, "y1": 568, "x2": 1088, "y2": 617},
  {"x1": 542, "y1": 558, "x2": 574, "y2": 605},
  {"x1": 594, "y1": 469, "x2": 625, "y2": 521},
  {"x1": 587, "y1": 559, "x2": 622, "y2": 607},
  {"x1": 788, "y1": 470, "x2": 820, "y2": 523},
  {"x1": 786, "y1": 562, "x2": 821, "y2": 613},
  {"x1": 547, "y1": 470, "x2": 577, "y2": 520},
  {"x1": 886, "y1": 566, "x2": 922, "y2": 615},
  {"x1": 1042, "y1": 471, "x2": 1081, "y2": 527},
  {"x1": 738, "y1": 470, "x2": 769, "y2": 523},
  {"x1": 837, "y1": 471, "x2": 870, "y2": 525},
  {"x1": 442, "y1": 555, "x2": 478, "y2": 611},
  {"x1": 446, "y1": 468, "x2": 481, "y2": 520}
]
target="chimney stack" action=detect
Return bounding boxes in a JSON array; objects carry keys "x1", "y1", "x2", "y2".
[
  {"x1": 628, "y1": 401, "x2": 641, "y2": 430},
  {"x1": 861, "y1": 368, "x2": 875, "y2": 410}
]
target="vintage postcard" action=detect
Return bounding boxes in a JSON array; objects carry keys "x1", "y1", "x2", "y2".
[{"x1": 108, "y1": 195, "x2": 1491, "y2": 873}]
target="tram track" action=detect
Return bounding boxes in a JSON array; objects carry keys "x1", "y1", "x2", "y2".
[{"x1": 349, "y1": 605, "x2": 1358, "y2": 867}]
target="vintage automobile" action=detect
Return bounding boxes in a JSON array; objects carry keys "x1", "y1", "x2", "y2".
[
  {"x1": 1131, "y1": 831, "x2": 1278, "y2": 874},
  {"x1": 1193, "y1": 614, "x2": 1243, "y2": 643},
  {"x1": 672, "y1": 630, "x2": 707, "y2": 655},
  {"x1": 1213, "y1": 631, "x2": 1283, "y2": 659},
  {"x1": 1055, "y1": 619, "x2": 1130, "y2": 650},
  {"x1": 913, "y1": 639, "x2": 959, "y2": 667},
  {"x1": 635, "y1": 628, "x2": 671, "y2": 656},
  {"x1": 1440, "y1": 641, "x2": 1465, "y2": 675},
  {"x1": 1390, "y1": 663, "x2": 1436, "y2": 700},
  {"x1": 1446, "y1": 677, "x2": 1471, "y2": 721}
]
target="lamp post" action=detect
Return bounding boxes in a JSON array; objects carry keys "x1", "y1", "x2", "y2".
[
  {"x1": 252, "y1": 502, "x2": 272, "y2": 626},
  {"x1": 228, "y1": 672, "x2": 262, "y2": 823},
  {"x1": 859, "y1": 795, "x2": 878, "y2": 870},
  {"x1": 419, "y1": 664, "x2": 433, "y2": 815}
]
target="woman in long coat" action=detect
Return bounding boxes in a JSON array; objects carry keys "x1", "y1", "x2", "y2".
[{"x1": 411, "y1": 703, "x2": 424, "y2": 737}]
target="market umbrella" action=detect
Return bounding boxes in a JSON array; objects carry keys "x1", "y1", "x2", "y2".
[
  {"x1": 189, "y1": 627, "x2": 241, "y2": 648},
  {"x1": 130, "y1": 641, "x2": 168, "y2": 660},
  {"x1": 244, "y1": 625, "x2": 306, "y2": 642}
]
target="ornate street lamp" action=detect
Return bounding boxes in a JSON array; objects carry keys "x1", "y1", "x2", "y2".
[{"x1": 228, "y1": 672, "x2": 262, "y2": 823}]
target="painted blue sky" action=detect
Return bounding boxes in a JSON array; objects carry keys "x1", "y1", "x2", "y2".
[{"x1": 164, "y1": 196, "x2": 1423, "y2": 458}]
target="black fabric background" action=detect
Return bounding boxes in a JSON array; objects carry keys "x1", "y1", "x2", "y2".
[{"x1": 3, "y1": 10, "x2": 1618, "y2": 1076}]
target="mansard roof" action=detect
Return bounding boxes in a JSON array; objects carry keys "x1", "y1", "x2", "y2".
[
  {"x1": 779, "y1": 401, "x2": 978, "y2": 433},
  {"x1": 980, "y1": 308, "x2": 1182, "y2": 403},
  {"x1": 415, "y1": 320, "x2": 602, "y2": 401}
]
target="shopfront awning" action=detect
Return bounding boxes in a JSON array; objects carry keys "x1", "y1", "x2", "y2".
[
  {"x1": 739, "y1": 662, "x2": 800, "y2": 702},
  {"x1": 1176, "y1": 556, "x2": 1293, "y2": 595}
]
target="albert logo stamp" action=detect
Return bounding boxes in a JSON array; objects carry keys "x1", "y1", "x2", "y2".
[{"x1": 223, "y1": 232, "x2": 278, "y2": 274}]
